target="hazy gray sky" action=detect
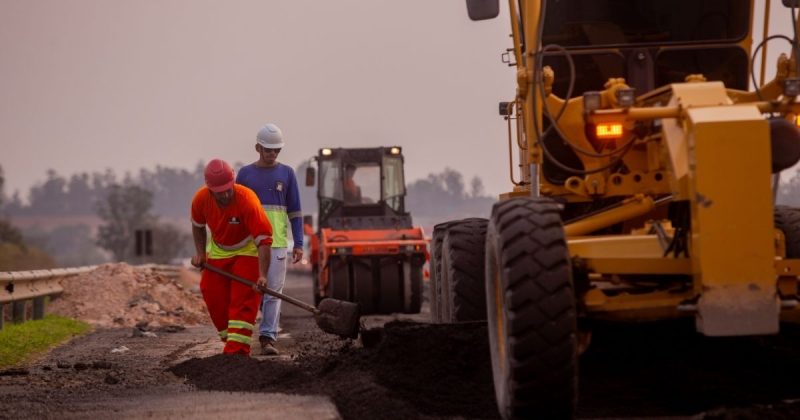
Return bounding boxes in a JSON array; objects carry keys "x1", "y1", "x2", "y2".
[
  {"x1": 1, "y1": 1, "x2": 796, "y2": 201},
  {"x1": 1, "y1": 0, "x2": 513, "y2": 200}
]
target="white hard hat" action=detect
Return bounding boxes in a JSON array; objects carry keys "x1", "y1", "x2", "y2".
[{"x1": 256, "y1": 123, "x2": 284, "y2": 148}]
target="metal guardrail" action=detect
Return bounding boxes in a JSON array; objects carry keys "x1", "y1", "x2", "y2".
[{"x1": 0, "y1": 264, "x2": 182, "y2": 330}]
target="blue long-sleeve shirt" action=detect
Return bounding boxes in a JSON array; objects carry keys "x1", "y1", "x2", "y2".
[{"x1": 236, "y1": 163, "x2": 303, "y2": 249}]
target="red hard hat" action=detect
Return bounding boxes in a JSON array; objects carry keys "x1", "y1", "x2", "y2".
[{"x1": 204, "y1": 159, "x2": 235, "y2": 192}]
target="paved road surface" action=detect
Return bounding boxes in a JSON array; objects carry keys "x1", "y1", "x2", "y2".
[{"x1": 4, "y1": 269, "x2": 800, "y2": 419}]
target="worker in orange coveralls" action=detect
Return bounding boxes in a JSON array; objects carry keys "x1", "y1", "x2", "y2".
[{"x1": 190, "y1": 159, "x2": 273, "y2": 355}]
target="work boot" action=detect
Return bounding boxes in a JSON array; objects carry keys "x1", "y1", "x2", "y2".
[{"x1": 259, "y1": 336, "x2": 279, "y2": 356}]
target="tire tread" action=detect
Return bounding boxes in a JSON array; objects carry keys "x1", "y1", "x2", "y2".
[{"x1": 487, "y1": 197, "x2": 577, "y2": 419}]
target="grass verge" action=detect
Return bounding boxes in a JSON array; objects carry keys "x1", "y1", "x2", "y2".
[{"x1": 0, "y1": 314, "x2": 90, "y2": 369}]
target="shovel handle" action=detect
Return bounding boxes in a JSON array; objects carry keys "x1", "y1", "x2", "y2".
[{"x1": 201, "y1": 263, "x2": 318, "y2": 314}]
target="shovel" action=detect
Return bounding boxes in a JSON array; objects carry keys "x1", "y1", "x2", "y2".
[{"x1": 202, "y1": 263, "x2": 361, "y2": 339}]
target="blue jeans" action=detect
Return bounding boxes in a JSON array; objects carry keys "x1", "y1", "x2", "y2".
[{"x1": 258, "y1": 247, "x2": 287, "y2": 341}]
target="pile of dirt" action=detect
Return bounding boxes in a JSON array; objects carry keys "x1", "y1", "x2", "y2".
[
  {"x1": 170, "y1": 321, "x2": 499, "y2": 420},
  {"x1": 49, "y1": 263, "x2": 209, "y2": 328},
  {"x1": 170, "y1": 317, "x2": 800, "y2": 419}
]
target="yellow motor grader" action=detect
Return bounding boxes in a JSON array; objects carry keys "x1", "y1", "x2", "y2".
[{"x1": 430, "y1": 0, "x2": 800, "y2": 418}]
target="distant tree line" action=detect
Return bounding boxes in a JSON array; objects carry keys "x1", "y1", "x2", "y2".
[
  {"x1": 2, "y1": 164, "x2": 208, "y2": 219},
  {"x1": 1, "y1": 162, "x2": 500, "y2": 266},
  {"x1": 0, "y1": 164, "x2": 200, "y2": 267},
  {"x1": 0, "y1": 166, "x2": 24, "y2": 248},
  {"x1": 2, "y1": 162, "x2": 503, "y2": 221},
  {"x1": 406, "y1": 167, "x2": 495, "y2": 222},
  {"x1": 4, "y1": 162, "x2": 800, "y2": 223},
  {"x1": 5, "y1": 158, "x2": 800, "y2": 270},
  {"x1": 0, "y1": 165, "x2": 56, "y2": 270}
]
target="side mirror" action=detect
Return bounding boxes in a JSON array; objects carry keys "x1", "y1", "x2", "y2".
[
  {"x1": 305, "y1": 166, "x2": 316, "y2": 187},
  {"x1": 499, "y1": 101, "x2": 511, "y2": 116},
  {"x1": 466, "y1": 0, "x2": 499, "y2": 21}
]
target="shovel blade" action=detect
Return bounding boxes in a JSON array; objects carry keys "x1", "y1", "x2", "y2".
[{"x1": 314, "y1": 298, "x2": 361, "y2": 339}]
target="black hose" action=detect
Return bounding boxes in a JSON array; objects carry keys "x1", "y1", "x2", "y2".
[
  {"x1": 529, "y1": 1, "x2": 636, "y2": 175},
  {"x1": 750, "y1": 34, "x2": 794, "y2": 100}
]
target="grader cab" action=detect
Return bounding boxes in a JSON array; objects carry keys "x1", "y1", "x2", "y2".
[
  {"x1": 305, "y1": 147, "x2": 427, "y2": 314},
  {"x1": 431, "y1": 0, "x2": 800, "y2": 418}
]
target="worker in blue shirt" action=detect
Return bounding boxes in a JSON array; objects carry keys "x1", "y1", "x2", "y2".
[{"x1": 236, "y1": 123, "x2": 303, "y2": 356}]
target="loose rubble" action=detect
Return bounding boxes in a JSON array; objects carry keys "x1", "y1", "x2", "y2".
[
  {"x1": 48, "y1": 263, "x2": 208, "y2": 328},
  {"x1": 170, "y1": 321, "x2": 499, "y2": 420}
]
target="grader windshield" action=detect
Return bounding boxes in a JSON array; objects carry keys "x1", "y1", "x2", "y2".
[
  {"x1": 540, "y1": 0, "x2": 751, "y2": 96},
  {"x1": 533, "y1": 0, "x2": 755, "y2": 184},
  {"x1": 541, "y1": 0, "x2": 749, "y2": 47}
]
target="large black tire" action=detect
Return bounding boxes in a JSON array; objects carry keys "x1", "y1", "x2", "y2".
[
  {"x1": 353, "y1": 258, "x2": 378, "y2": 314},
  {"x1": 430, "y1": 221, "x2": 456, "y2": 323},
  {"x1": 327, "y1": 258, "x2": 350, "y2": 301},
  {"x1": 324, "y1": 255, "x2": 421, "y2": 315},
  {"x1": 776, "y1": 206, "x2": 800, "y2": 258},
  {"x1": 485, "y1": 197, "x2": 577, "y2": 420},
  {"x1": 377, "y1": 256, "x2": 404, "y2": 314},
  {"x1": 441, "y1": 218, "x2": 488, "y2": 322},
  {"x1": 407, "y1": 256, "x2": 425, "y2": 314}
]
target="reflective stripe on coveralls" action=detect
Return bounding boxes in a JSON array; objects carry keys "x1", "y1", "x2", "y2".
[
  {"x1": 262, "y1": 204, "x2": 291, "y2": 248},
  {"x1": 206, "y1": 235, "x2": 272, "y2": 259},
  {"x1": 227, "y1": 333, "x2": 252, "y2": 345},
  {"x1": 226, "y1": 314, "x2": 256, "y2": 345},
  {"x1": 228, "y1": 320, "x2": 254, "y2": 331},
  {"x1": 225, "y1": 306, "x2": 255, "y2": 346}
]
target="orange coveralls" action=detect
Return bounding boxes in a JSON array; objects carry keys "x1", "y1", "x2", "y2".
[{"x1": 191, "y1": 184, "x2": 272, "y2": 355}]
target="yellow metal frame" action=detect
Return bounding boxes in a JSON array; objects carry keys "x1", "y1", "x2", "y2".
[
  {"x1": 494, "y1": 0, "x2": 800, "y2": 335},
  {"x1": 572, "y1": 233, "x2": 800, "y2": 322}
]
